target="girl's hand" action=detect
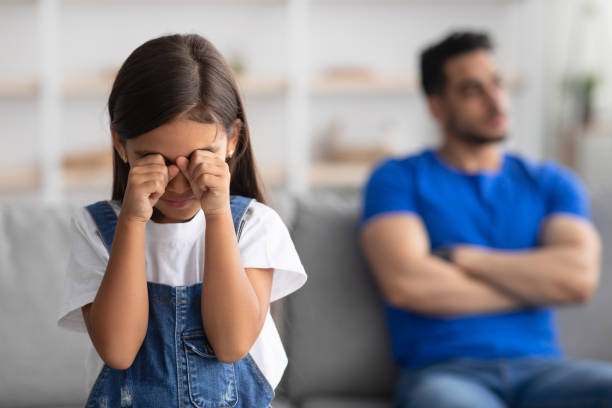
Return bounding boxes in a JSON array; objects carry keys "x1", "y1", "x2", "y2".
[
  {"x1": 121, "y1": 154, "x2": 180, "y2": 223},
  {"x1": 176, "y1": 151, "x2": 231, "y2": 216}
]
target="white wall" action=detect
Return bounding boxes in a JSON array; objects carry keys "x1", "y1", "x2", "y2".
[{"x1": 4, "y1": 0, "x2": 599, "y2": 198}]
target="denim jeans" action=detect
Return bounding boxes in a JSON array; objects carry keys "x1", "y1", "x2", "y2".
[{"x1": 395, "y1": 357, "x2": 612, "y2": 408}]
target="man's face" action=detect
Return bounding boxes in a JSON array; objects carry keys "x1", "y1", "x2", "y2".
[{"x1": 432, "y1": 50, "x2": 509, "y2": 145}]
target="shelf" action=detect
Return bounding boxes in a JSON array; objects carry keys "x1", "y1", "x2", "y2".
[
  {"x1": 313, "y1": 0, "x2": 523, "y2": 4},
  {"x1": 311, "y1": 72, "x2": 523, "y2": 96},
  {"x1": 61, "y1": 73, "x2": 287, "y2": 98},
  {"x1": 0, "y1": 165, "x2": 40, "y2": 192},
  {"x1": 309, "y1": 161, "x2": 372, "y2": 188},
  {"x1": 0, "y1": 0, "x2": 37, "y2": 3},
  {"x1": 0, "y1": 72, "x2": 523, "y2": 99},
  {"x1": 62, "y1": 0, "x2": 285, "y2": 4},
  {"x1": 0, "y1": 77, "x2": 38, "y2": 98},
  {"x1": 62, "y1": 74, "x2": 113, "y2": 98},
  {"x1": 311, "y1": 74, "x2": 416, "y2": 96},
  {"x1": 238, "y1": 76, "x2": 287, "y2": 96}
]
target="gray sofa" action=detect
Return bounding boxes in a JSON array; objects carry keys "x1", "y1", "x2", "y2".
[{"x1": 1, "y1": 191, "x2": 611, "y2": 407}]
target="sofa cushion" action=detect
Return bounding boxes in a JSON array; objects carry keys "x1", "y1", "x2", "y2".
[
  {"x1": 301, "y1": 397, "x2": 391, "y2": 408},
  {"x1": 285, "y1": 192, "x2": 397, "y2": 401},
  {"x1": 0, "y1": 204, "x2": 89, "y2": 407},
  {"x1": 271, "y1": 396, "x2": 298, "y2": 408},
  {"x1": 557, "y1": 190, "x2": 612, "y2": 362}
]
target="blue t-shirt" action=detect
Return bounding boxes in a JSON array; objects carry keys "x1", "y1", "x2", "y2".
[{"x1": 361, "y1": 149, "x2": 590, "y2": 368}]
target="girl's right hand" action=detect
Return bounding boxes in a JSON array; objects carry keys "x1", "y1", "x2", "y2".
[{"x1": 120, "y1": 154, "x2": 180, "y2": 223}]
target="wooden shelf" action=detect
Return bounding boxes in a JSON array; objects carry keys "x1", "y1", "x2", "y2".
[
  {"x1": 0, "y1": 77, "x2": 38, "y2": 98},
  {"x1": 62, "y1": 74, "x2": 113, "y2": 98},
  {"x1": 0, "y1": 0, "x2": 37, "y2": 4},
  {"x1": 61, "y1": 73, "x2": 287, "y2": 98},
  {"x1": 238, "y1": 76, "x2": 287, "y2": 96},
  {"x1": 311, "y1": 74, "x2": 416, "y2": 96},
  {"x1": 313, "y1": 0, "x2": 523, "y2": 3},
  {"x1": 62, "y1": 0, "x2": 286, "y2": 4},
  {"x1": 311, "y1": 72, "x2": 523, "y2": 96},
  {"x1": 0, "y1": 72, "x2": 523, "y2": 99},
  {"x1": 0, "y1": 165, "x2": 40, "y2": 192},
  {"x1": 309, "y1": 161, "x2": 373, "y2": 188}
]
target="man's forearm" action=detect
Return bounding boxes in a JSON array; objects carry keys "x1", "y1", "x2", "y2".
[
  {"x1": 384, "y1": 255, "x2": 525, "y2": 317},
  {"x1": 361, "y1": 215, "x2": 527, "y2": 318},
  {"x1": 454, "y1": 245, "x2": 598, "y2": 305}
]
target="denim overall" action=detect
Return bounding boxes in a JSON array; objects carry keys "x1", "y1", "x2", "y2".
[{"x1": 84, "y1": 196, "x2": 274, "y2": 408}]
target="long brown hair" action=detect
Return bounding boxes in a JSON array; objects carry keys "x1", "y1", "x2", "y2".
[{"x1": 108, "y1": 34, "x2": 265, "y2": 203}]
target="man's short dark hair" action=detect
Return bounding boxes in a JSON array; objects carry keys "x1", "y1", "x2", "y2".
[{"x1": 420, "y1": 31, "x2": 493, "y2": 96}]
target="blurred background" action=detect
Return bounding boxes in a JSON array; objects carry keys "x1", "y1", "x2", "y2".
[{"x1": 1, "y1": 0, "x2": 611, "y2": 204}]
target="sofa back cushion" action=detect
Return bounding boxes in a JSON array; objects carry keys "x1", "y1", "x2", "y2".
[
  {"x1": 284, "y1": 193, "x2": 397, "y2": 401},
  {"x1": 557, "y1": 190, "x2": 612, "y2": 361},
  {"x1": 0, "y1": 203, "x2": 90, "y2": 406},
  {"x1": 284, "y1": 189, "x2": 612, "y2": 402}
]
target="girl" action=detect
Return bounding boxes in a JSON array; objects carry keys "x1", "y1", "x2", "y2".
[{"x1": 57, "y1": 34, "x2": 306, "y2": 407}]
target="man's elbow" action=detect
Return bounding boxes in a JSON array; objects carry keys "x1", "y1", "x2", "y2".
[
  {"x1": 384, "y1": 286, "x2": 435, "y2": 315},
  {"x1": 569, "y1": 272, "x2": 598, "y2": 303},
  {"x1": 383, "y1": 285, "x2": 411, "y2": 310},
  {"x1": 561, "y1": 267, "x2": 599, "y2": 304}
]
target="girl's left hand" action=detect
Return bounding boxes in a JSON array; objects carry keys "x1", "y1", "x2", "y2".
[{"x1": 176, "y1": 151, "x2": 231, "y2": 216}]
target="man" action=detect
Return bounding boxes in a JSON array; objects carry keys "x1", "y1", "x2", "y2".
[{"x1": 360, "y1": 31, "x2": 612, "y2": 408}]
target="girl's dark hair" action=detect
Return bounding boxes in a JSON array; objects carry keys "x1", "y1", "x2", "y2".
[{"x1": 108, "y1": 33, "x2": 265, "y2": 203}]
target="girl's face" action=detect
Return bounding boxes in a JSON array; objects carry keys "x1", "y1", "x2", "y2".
[{"x1": 113, "y1": 116, "x2": 239, "y2": 223}]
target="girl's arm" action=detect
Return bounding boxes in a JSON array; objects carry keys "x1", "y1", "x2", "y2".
[
  {"x1": 82, "y1": 154, "x2": 178, "y2": 370},
  {"x1": 203, "y1": 211, "x2": 273, "y2": 362},
  {"x1": 176, "y1": 151, "x2": 273, "y2": 363}
]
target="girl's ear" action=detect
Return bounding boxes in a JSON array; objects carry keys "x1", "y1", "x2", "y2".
[
  {"x1": 110, "y1": 125, "x2": 128, "y2": 163},
  {"x1": 226, "y1": 119, "x2": 242, "y2": 159}
]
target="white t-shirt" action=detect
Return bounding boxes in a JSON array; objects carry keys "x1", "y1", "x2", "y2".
[{"x1": 57, "y1": 200, "x2": 306, "y2": 392}]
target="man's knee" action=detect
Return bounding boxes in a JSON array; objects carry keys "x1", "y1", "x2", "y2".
[
  {"x1": 395, "y1": 374, "x2": 505, "y2": 408},
  {"x1": 570, "y1": 360, "x2": 612, "y2": 399}
]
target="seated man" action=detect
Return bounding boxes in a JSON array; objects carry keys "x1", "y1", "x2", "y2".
[{"x1": 360, "y1": 31, "x2": 612, "y2": 408}]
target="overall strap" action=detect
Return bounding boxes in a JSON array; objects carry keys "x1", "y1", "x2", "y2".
[
  {"x1": 86, "y1": 196, "x2": 254, "y2": 254},
  {"x1": 229, "y1": 195, "x2": 254, "y2": 241},
  {"x1": 85, "y1": 201, "x2": 118, "y2": 254}
]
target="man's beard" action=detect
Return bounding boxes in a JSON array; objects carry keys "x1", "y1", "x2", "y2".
[
  {"x1": 447, "y1": 113, "x2": 507, "y2": 145},
  {"x1": 455, "y1": 131, "x2": 506, "y2": 145}
]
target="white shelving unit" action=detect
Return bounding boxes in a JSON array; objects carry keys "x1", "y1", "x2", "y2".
[{"x1": 0, "y1": 0, "x2": 544, "y2": 201}]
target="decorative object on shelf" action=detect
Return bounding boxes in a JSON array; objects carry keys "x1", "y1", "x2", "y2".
[
  {"x1": 312, "y1": 65, "x2": 416, "y2": 95},
  {"x1": 319, "y1": 118, "x2": 395, "y2": 164},
  {"x1": 229, "y1": 51, "x2": 246, "y2": 77},
  {"x1": 564, "y1": 73, "x2": 600, "y2": 129},
  {"x1": 322, "y1": 66, "x2": 374, "y2": 82},
  {"x1": 556, "y1": 0, "x2": 609, "y2": 171}
]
